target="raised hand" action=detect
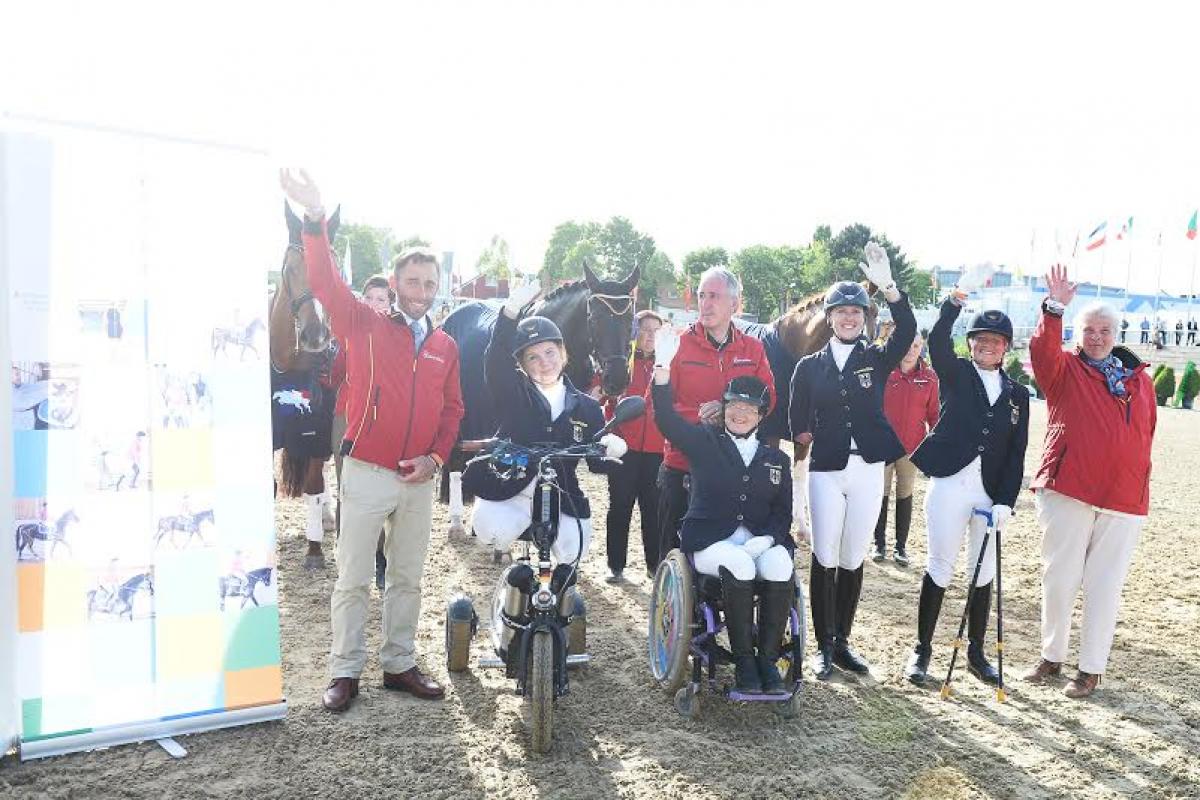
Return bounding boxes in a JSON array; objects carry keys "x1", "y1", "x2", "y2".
[
  {"x1": 502, "y1": 279, "x2": 542, "y2": 317},
  {"x1": 858, "y1": 241, "x2": 895, "y2": 290},
  {"x1": 279, "y1": 168, "x2": 323, "y2": 215},
  {"x1": 653, "y1": 327, "x2": 681, "y2": 368},
  {"x1": 1044, "y1": 263, "x2": 1078, "y2": 306},
  {"x1": 956, "y1": 261, "x2": 996, "y2": 297},
  {"x1": 990, "y1": 504, "x2": 1012, "y2": 532}
]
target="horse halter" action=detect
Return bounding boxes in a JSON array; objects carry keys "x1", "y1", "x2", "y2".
[
  {"x1": 281, "y1": 243, "x2": 315, "y2": 314},
  {"x1": 586, "y1": 292, "x2": 636, "y2": 374}
]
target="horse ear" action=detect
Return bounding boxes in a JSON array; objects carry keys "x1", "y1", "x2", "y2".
[
  {"x1": 583, "y1": 261, "x2": 601, "y2": 291},
  {"x1": 622, "y1": 263, "x2": 641, "y2": 293},
  {"x1": 284, "y1": 200, "x2": 302, "y2": 245},
  {"x1": 327, "y1": 205, "x2": 341, "y2": 240}
]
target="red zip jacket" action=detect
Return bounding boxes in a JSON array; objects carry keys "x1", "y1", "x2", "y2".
[
  {"x1": 324, "y1": 341, "x2": 349, "y2": 417},
  {"x1": 1029, "y1": 306, "x2": 1155, "y2": 515},
  {"x1": 302, "y1": 219, "x2": 464, "y2": 469},
  {"x1": 612, "y1": 352, "x2": 665, "y2": 453},
  {"x1": 664, "y1": 322, "x2": 775, "y2": 472},
  {"x1": 883, "y1": 360, "x2": 939, "y2": 454}
]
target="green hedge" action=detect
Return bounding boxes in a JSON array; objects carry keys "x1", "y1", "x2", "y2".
[{"x1": 1154, "y1": 366, "x2": 1176, "y2": 406}]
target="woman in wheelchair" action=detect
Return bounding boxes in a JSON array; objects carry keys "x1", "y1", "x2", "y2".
[
  {"x1": 650, "y1": 330, "x2": 795, "y2": 693},
  {"x1": 465, "y1": 282, "x2": 627, "y2": 580}
]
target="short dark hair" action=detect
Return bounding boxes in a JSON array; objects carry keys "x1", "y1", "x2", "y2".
[
  {"x1": 392, "y1": 247, "x2": 441, "y2": 275},
  {"x1": 361, "y1": 273, "x2": 396, "y2": 302}
]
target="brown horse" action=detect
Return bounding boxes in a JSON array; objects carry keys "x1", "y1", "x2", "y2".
[
  {"x1": 271, "y1": 202, "x2": 341, "y2": 568},
  {"x1": 736, "y1": 282, "x2": 880, "y2": 447}
]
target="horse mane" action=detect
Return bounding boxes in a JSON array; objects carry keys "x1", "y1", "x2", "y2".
[{"x1": 540, "y1": 279, "x2": 588, "y2": 305}]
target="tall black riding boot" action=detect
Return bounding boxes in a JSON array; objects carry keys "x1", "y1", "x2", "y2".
[
  {"x1": 967, "y1": 582, "x2": 999, "y2": 685},
  {"x1": 719, "y1": 567, "x2": 762, "y2": 693},
  {"x1": 755, "y1": 579, "x2": 794, "y2": 693},
  {"x1": 872, "y1": 499, "x2": 889, "y2": 558},
  {"x1": 808, "y1": 557, "x2": 837, "y2": 681},
  {"x1": 905, "y1": 573, "x2": 945, "y2": 685},
  {"x1": 893, "y1": 496, "x2": 913, "y2": 565},
  {"x1": 833, "y1": 565, "x2": 870, "y2": 674}
]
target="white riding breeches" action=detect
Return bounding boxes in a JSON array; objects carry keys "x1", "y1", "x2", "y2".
[
  {"x1": 809, "y1": 455, "x2": 886, "y2": 570},
  {"x1": 693, "y1": 526, "x2": 794, "y2": 582},
  {"x1": 471, "y1": 478, "x2": 591, "y2": 565},
  {"x1": 924, "y1": 458, "x2": 996, "y2": 589}
]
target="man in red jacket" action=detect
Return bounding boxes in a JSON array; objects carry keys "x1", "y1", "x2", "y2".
[
  {"x1": 656, "y1": 268, "x2": 775, "y2": 563},
  {"x1": 1025, "y1": 264, "x2": 1156, "y2": 699},
  {"x1": 605, "y1": 310, "x2": 665, "y2": 581},
  {"x1": 281, "y1": 170, "x2": 464, "y2": 712},
  {"x1": 874, "y1": 332, "x2": 939, "y2": 564}
]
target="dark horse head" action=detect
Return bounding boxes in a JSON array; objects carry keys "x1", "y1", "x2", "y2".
[
  {"x1": 535, "y1": 262, "x2": 640, "y2": 397},
  {"x1": 272, "y1": 202, "x2": 341, "y2": 371}
]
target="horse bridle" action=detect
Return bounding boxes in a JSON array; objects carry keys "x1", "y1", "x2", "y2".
[
  {"x1": 586, "y1": 291, "x2": 636, "y2": 371},
  {"x1": 281, "y1": 243, "x2": 316, "y2": 314}
]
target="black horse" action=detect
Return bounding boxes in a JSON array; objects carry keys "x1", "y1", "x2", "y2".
[
  {"x1": 14, "y1": 509, "x2": 79, "y2": 561},
  {"x1": 440, "y1": 262, "x2": 640, "y2": 500},
  {"x1": 87, "y1": 572, "x2": 154, "y2": 621},
  {"x1": 218, "y1": 567, "x2": 274, "y2": 611}
]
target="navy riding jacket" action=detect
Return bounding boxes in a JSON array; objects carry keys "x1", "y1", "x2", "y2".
[
  {"x1": 788, "y1": 291, "x2": 917, "y2": 471},
  {"x1": 461, "y1": 312, "x2": 609, "y2": 518},
  {"x1": 910, "y1": 298, "x2": 1029, "y2": 508},
  {"x1": 651, "y1": 383, "x2": 794, "y2": 555}
]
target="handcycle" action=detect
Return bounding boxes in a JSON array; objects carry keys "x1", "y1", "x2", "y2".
[{"x1": 445, "y1": 396, "x2": 645, "y2": 752}]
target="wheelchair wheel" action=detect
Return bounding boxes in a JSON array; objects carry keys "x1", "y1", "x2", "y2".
[
  {"x1": 648, "y1": 549, "x2": 694, "y2": 695},
  {"x1": 786, "y1": 569, "x2": 808, "y2": 682},
  {"x1": 773, "y1": 690, "x2": 801, "y2": 720},
  {"x1": 529, "y1": 630, "x2": 554, "y2": 754},
  {"x1": 674, "y1": 685, "x2": 700, "y2": 719}
]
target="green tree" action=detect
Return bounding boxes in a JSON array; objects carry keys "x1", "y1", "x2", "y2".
[
  {"x1": 394, "y1": 234, "x2": 431, "y2": 252},
  {"x1": 334, "y1": 221, "x2": 394, "y2": 289},
  {"x1": 597, "y1": 216, "x2": 656, "y2": 282},
  {"x1": 541, "y1": 220, "x2": 601, "y2": 285},
  {"x1": 680, "y1": 246, "x2": 731, "y2": 291},
  {"x1": 731, "y1": 245, "x2": 804, "y2": 320},
  {"x1": 823, "y1": 222, "x2": 935, "y2": 307},
  {"x1": 476, "y1": 234, "x2": 511, "y2": 280},
  {"x1": 541, "y1": 217, "x2": 662, "y2": 300},
  {"x1": 638, "y1": 250, "x2": 677, "y2": 310}
]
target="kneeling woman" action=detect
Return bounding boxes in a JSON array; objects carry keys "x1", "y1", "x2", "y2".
[
  {"x1": 651, "y1": 329, "x2": 795, "y2": 694},
  {"x1": 905, "y1": 281, "x2": 1029, "y2": 685},
  {"x1": 467, "y1": 284, "x2": 626, "y2": 572}
]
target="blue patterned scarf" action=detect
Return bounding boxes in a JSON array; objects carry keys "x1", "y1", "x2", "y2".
[{"x1": 1080, "y1": 352, "x2": 1134, "y2": 397}]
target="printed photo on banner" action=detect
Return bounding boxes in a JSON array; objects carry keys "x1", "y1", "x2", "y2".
[
  {"x1": 152, "y1": 364, "x2": 212, "y2": 429},
  {"x1": 75, "y1": 297, "x2": 148, "y2": 365},
  {"x1": 12, "y1": 361, "x2": 80, "y2": 431},
  {"x1": 77, "y1": 364, "x2": 152, "y2": 492},
  {"x1": 210, "y1": 306, "x2": 268, "y2": 362},
  {"x1": 85, "y1": 559, "x2": 155, "y2": 623},
  {"x1": 152, "y1": 491, "x2": 216, "y2": 551},
  {"x1": 217, "y1": 544, "x2": 277, "y2": 613},
  {"x1": 13, "y1": 498, "x2": 80, "y2": 562}
]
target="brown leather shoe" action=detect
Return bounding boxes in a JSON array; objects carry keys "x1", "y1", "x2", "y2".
[
  {"x1": 1022, "y1": 659, "x2": 1062, "y2": 683},
  {"x1": 383, "y1": 667, "x2": 445, "y2": 700},
  {"x1": 1064, "y1": 671, "x2": 1101, "y2": 699},
  {"x1": 322, "y1": 677, "x2": 359, "y2": 712}
]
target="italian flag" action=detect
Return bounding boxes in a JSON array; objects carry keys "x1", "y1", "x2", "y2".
[
  {"x1": 1188, "y1": 210, "x2": 1198, "y2": 241},
  {"x1": 1085, "y1": 221, "x2": 1107, "y2": 251}
]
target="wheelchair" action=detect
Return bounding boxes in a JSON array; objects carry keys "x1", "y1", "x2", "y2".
[{"x1": 648, "y1": 548, "x2": 806, "y2": 719}]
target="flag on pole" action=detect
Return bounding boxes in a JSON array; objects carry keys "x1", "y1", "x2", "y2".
[
  {"x1": 1085, "y1": 221, "x2": 1108, "y2": 251},
  {"x1": 341, "y1": 240, "x2": 353, "y2": 286},
  {"x1": 1071, "y1": 232, "x2": 1080, "y2": 257},
  {"x1": 1188, "y1": 210, "x2": 1198, "y2": 240},
  {"x1": 1116, "y1": 217, "x2": 1133, "y2": 240}
]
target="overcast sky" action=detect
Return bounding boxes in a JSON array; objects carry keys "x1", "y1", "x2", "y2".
[{"x1": 4, "y1": 1, "x2": 1198, "y2": 294}]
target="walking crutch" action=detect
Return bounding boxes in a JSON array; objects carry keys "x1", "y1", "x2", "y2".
[
  {"x1": 940, "y1": 508, "x2": 994, "y2": 700},
  {"x1": 993, "y1": 514, "x2": 1006, "y2": 703}
]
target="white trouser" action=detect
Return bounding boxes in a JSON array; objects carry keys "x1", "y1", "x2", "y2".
[
  {"x1": 1035, "y1": 489, "x2": 1144, "y2": 674},
  {"x1": 472, "y1": 478, "x2": 591, "y2": 565},
  {"x1": 809, "y1": 455, "x2": 885, "y2": 569},
  {"x1": 693, "y1": 526, "x2": 794, "y2": 582},
  {"x1": 924, "y1": 458, "x2": 996, "y2": 589}
]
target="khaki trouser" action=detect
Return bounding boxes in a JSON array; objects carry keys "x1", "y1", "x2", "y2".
[
  {"x1": 1035, "y1": 489, "x2": 1144, "y2": 675},
  {"x1": 330, "y1": 456, "x2": 435, "y2": 678},
  {"x1": 882, "y1": 454, "x2": 917, "y2": 500}
]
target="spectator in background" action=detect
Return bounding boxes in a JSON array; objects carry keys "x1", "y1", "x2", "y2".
[
  {"x1": 1119, "y1": 318, "x2": 1129, "y2": 344},
  {"x1": 874, "y1": 332, "x2": 939, "y2": 565},
  {"x1": 1139, "y1": 317, "x2": 1150, "y2": 344}
]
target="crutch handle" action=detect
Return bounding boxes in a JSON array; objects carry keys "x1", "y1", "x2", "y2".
[{"x1": 972, "y1": 507, "x2": 997, "y2": 533}]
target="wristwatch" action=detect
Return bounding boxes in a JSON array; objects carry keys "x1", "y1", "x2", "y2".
[{"x1": 1043, "y1": 298, "x2": 1066, "y2": 317}]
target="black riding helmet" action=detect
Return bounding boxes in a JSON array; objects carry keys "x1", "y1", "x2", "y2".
[
  {"x1": 512, "y1": 315, "x2": 564, "y2": 359},
  {"x1": 967, "y1": 309, "x2": 1014, "y2": 343},
  {"x1": 823, "y1": 281, "x2": 871, "y2": 312},
  {"x1": 723, "y1": 376, "x2": 771, "y2": 414}
]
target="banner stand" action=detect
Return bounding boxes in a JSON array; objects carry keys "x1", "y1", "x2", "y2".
[
  {"x1": 0, "y1": 126, "x2": 20, "y2": 761},
  {"x1": 20, "y1": 700, "x2": 286, "y2": 761}
]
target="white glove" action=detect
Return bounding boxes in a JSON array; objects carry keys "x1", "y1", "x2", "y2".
[
  {"x1": 600, "y1": 433, "x2": 628, "y2": 460},
  {"x1": 503, "y1": 280, "x2": 542, "y2": 316},
  {"x1": 956, "y1": 261, "x2": 996, "y2": 296},
  {"x1": 743, "y1": 535, "x2": 775, "y2": 559},
  {"x1": 989, "y1": 504, "x2": 1012, "y2": 531},
  {"x1": 792, "y1": 462, "x2": 811, "y2": 542},
  {"x1": 278, "y1": 168, "x2": 323, "y2": 216},
  {"x1": 858, "y1": 241, "x2": 895, "y2": 291},
  {"x1": 653, "y1": 327, "x2": 681, "y2": 368}
]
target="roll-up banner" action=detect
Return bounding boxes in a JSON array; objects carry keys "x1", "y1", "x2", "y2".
[{"x1": 2, "y1": 125, "x2": 284, "y2": 760}]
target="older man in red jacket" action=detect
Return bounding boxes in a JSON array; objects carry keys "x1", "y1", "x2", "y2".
[
  {"x1": 1025, "y1": 264, "x2": 1156, "y2": 699},
  {"x1": 874, "y1": 332, "x2": 939, "y2": 565},
  {"x1": 282, "y1": 170, "x2": 464, "y2": 712}
]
